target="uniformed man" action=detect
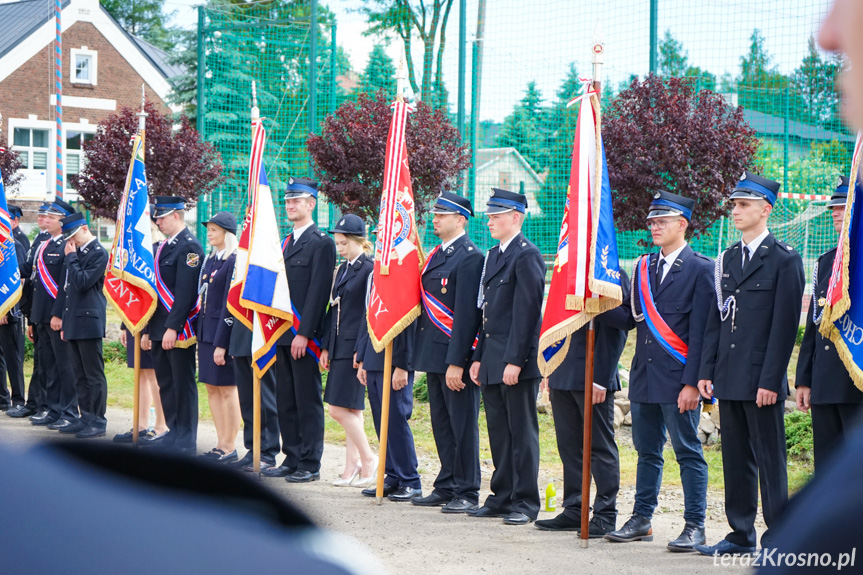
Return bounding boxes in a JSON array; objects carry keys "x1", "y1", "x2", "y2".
[
  {"x1": 535, "y1": 272, "x2": 629, "y2": 537},
  {"x1": 57, "y1": 212, "x2": 109, "y2": 438},
  {"x1": 601, "y1": 191, "x2": 712, "y2": 551},
  {"x1": 271, "y1": 177, "x2": 335, "y2": 482},
  {"x1": 468, "y1": 188, "x2": 546, "y2": 526},
  {"x1": 795, "y1": 176, "x2": 863, "y2": 471},
  {"x1": 29, "y1": 199, "x2": 77, "y2": 429},
  {"x1": 8, "y1": 205, "x2": 30, "y2": 253},
  {"x1": 410, "y1": 192, "x2": 484, "y2": 513},
  {"x1": 6, "y1": 205, "x2": 50, "y2": 419},
  {"x1": 696, "y1": 171, "x2": 805, "y2": 555},
  {"x1": 141, "y1": 196, "x2": 205, "y2": 455},
  {"x1": 0, "y1": 217, "x2": 26, "y2": 412}
]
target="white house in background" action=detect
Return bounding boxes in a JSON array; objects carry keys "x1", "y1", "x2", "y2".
[
  {"x1": 0, "y1": 0, "x2": 181, "y2": 209},
  {"x1": 473, "y1": 147, "x2": 544, "y2": 216}
]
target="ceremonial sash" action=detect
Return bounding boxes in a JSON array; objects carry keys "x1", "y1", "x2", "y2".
[
  {"x1": 636, "y1": 256, "x2": 688, "y2": 365},
  {"x1": 421, "y1": 245, "x2": 478, "y2": 349},
  {"x1": 155, "y1": 241, "x2": 201, "y2": 345},
  {"x1": 289, "y1": 301, "x2": 322, "y2": 362},
  {"x1": 36, "y1": 240, "x2": 59, "y2": 299},
  {"x1": 281, "y1": 233, "x2": 292, "y2": 252}
]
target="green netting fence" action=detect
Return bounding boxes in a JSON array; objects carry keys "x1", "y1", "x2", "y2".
[{"x1": 198, "y1": 0, "x2": 842, "y2": 286}]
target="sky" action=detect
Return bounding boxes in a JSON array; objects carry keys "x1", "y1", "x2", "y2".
[{"x1": 162, "y1": 0, "x2": 834, "y2": 123}]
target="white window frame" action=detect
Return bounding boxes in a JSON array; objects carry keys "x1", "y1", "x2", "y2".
[
  {"x1": 70, "y1": 47, "x2": 98, "y2": 86},
  {"x1": 8, "y1": 117, "x2": 55, "y2": 201},
  {"x1": 63, "y1": 123, "x2": 96, "y2": 198}
]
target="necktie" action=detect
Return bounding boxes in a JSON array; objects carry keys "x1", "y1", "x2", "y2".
[
  {"x1": 743, "y1": 245, "x2": 751, "y2": 270},
  {"x1": 657, "y1": 258, "x2": 666, "y2": 285},
  {"x1": 286, "y1": 234, "x2": 295, "y2": 251}
]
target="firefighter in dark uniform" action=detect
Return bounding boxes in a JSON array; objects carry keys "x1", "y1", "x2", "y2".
[
  {"x1": 795, "y1": 176, "x2": 863, "y2": 471},
  {"x1": 9, "y1": 205, "x2": 30, "y2": 253},
  {"x1": 7, "y1": 204, "x2": 50, "y2": 419},
  {"x1": 602, "y1": 192, "x2": 712, "y2": 551},
  {"x1": 58, "y1": 212, "x2": 109, "y2": 438},
  {"x1": 535, "y1": 271, "x2": 629, "y2": 538},
  {"x1": 697, "y1": 172, "x2": 805, "y2": 555},
  {"x1": 272, "y1": 177, "x2": 336, "y2": 482},
  {"x1": 0, "y1": 216, "x2": 26, "y2": 412},
  {"x1": 410, "y1": 192, "x2": 484, "y2": 513},
  {"x1": 468, "y1": 188, "x2": 546, "y2": 526},
  {"x1": 141, "y1": 196, "x2": 205, "y2": 455},
  {"x1": 29, "y1": 199, "x2": 77, "y2": 429}
]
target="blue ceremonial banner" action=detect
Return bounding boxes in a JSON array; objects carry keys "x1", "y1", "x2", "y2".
[
  {"x1": 104, "y1": 130, "x2": 158, "y2": 333},
  {"x1": 820, "y1": 131, "x2": 863, "y2": 390},
  {"x1": 0, "y1": 169, "x2": 22, "y2": 317}
]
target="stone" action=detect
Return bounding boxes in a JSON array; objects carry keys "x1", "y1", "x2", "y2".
[
  {"x1": 785, "y1": 400, "x2": 796, "y2": 414},
  {"x1": 613, "y1": 405, "x2": 625, "y2": 429},
  {"x1": 614, "y1": 399, "x2": 630, "y2": 416},
  {"x1": 614, "y1": 388, "x2": 629, "y2": 400},
  {"x1": 623, "y1": 411, "x2": 632, "y2": 426},
  {"x1": 697, "y1": 430, "x2": 708, "y2": 444},
  {"x1": 699, "y1": 413, "x2": 716, "y2": 436}
]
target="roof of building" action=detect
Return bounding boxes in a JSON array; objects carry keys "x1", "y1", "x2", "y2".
[
  {"x1": 475, "y1": 147, "x2": 545, "y2": 184},
  {"x1": 743, "y1": 109, "x2": 855, "y2": 143}
]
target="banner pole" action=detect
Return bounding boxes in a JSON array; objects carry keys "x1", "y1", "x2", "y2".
[
  {"x1": 580, "y1": 318, "x2": 596, "y2": 548},
  {"x1": 253, "y1": 370, "x2": 261, "y2": 475},
  {"x1": 376, "y1": 342, "x2": 394, "y2": 505},
  {"x1": 132, "y1": 332, "x2": 141, "y2": 445}
]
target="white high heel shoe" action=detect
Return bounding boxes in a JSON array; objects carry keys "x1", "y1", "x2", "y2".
[
  {"x1": 332, "y1": 464, "x2": 361, "y2": 487},
  {"x1": 351, "y1": 456, "x2": 379, "y2": 488}
]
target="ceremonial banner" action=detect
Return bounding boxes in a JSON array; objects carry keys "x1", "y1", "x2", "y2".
[
  {"x1": 227, "y1": 116, "x2": 293, "y2": 377},
  {"x1": 538, "y1": 83, "x2": 622, "y2": 377},
  {"x1": 367, "y1": 100, "x2": 423, "y2": 352},
  {"x1": 104, "y1": 129, "x2": 158, "y2": 334},
  {"x1": 819, "y1": 131, "x2": 863, "y2": 389},
  {"x1": 0, "y1": 170, "x2": 22, "y2": 317}
]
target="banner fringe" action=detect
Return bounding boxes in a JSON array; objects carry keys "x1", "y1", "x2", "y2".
[{"x1": 368, "y1": 304, "x2": 421, "y2": 353}]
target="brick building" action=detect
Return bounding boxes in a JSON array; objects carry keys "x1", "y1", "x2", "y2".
[{"x1": 0, "y1": 0, "x2": 181, "y2": 210}]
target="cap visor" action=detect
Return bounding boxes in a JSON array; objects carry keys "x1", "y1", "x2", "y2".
[{"x1": 485, "y1": 205, "x2": 515, "y2": 215}]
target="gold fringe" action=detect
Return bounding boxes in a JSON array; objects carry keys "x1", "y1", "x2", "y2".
[
  {"x1": 226, "y1": 299, "x2": 255, "y2": 331},
  {"x1": 368, "y1": 304, "x2": 421, "y2": 353},
  {"x1": 239, "y1": 297, "x2": 294, "y2": 324},
  {"x1": 0, "y1": 285, "x2": 22, "y2": 319},
  {"x1": 565, "y1": 294, "x2": 582, "y2": 311},
  {"x1": 825, "y1": 327, "x2": 863, "y2": 392},
  {"x1": 175, "y1": 335, "x2": 197, "y2": 349},
  {"x1": 250, "y1": 314, "x2": 293, "y2": 378},
  {"x1": 538, "y1": 334, "x2": 572, "y2": 378},
  {"x1": 104, "y1": 284, "x2": 157, "y2": 336},
  {"x1": 380, "y1": 264, "x2": 390, "y2": 276},
  {"x1": 537, "y1": 311, "x2": 594, "y2": 377}
]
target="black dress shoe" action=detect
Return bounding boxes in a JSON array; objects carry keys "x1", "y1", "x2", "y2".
[
  {"x1": 605, "y1": 514, "x2": 653, "y2": 542},
  {"x1": 138, "y1": 430, "x2": 171, "y2": 448},
  {"x1": 503, "y1": 512, "x2": 533, "y2": 525},
  {"x1": 29, "y1": 410, "x2": 49, "y2": 421},
  {"x1": 260, "y1": 464, "x2": 295, "y2": 477},
  {"x1": 59, "y1": 420, "x2": 89, "y2": 434},
  {"x1": 587, "y1": 516, "x2": 616, "y2": 538},
  {"x1": 362, "y1": 484, "x2": 398, "y2": 498},
  {"x1": 215, "y1": 450, "x2": 238, "y2": 464},
  {"x1": 411, "y1": 491, "x2": 449, "y2": 507},
  {"x1": 667, "y1": 523, "x2": 706, "y2": 552},
  {"x1": 75, "y1": 426, "x2": 106, "y2": 439},
  {"x1": 241, "y1": 459, "x2": 275, "y2": 472},
  {"x1": 285, "y1": 469, "x2": 320, "y2": 483},
  {"x1": 48, "y1": 418, "x2": 76, "y2": 430},
  {"x1": 6, "y1": 405, "x2": 36, "y2": 418},
  {"x1": 467, "y1": 505, "x2": 507, "y2": 518},
  {"x1": 388, "y1": 486, "x2": 422, "y2": 502},
  {"x1": 695, "y1": 539, "x2": 756, "y2": 556},
  {"x1": 535, "y1": 513, "x2": 581, "y2": 532},
  {"x1": 31, "y1": 413, "x2": 60, "y2": 426},
  {"x1": 231, "y1": 453, "x2": 254, "y2": 468},
  {"x1": 0, "y1": 403, "x2": 9, "y2": 412},
  {"x1": 442, "y1": 499, "x2": 479, "y2": 514}
]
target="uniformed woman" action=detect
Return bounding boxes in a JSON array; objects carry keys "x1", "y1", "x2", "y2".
[
  {"x1": 198, "y1": 212, "x2": 240, "y2": 463},
  {"x1": 320, "y1": 214, "x2": 378, "y2": 486}
]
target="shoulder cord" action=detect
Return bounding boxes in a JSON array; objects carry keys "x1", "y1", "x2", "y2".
[
  {"x1": 812, "y1": 259, "x2": 824, "y2": 325},
  {"x1": 714, "y1": 248, "x2": 737, "y2": 330},
  {"x1": 476, "y1": 251, "x2": 489, "y2": 309},
  {"x1": 630, "y1": 255, "x2": 644, "y2": 323}
]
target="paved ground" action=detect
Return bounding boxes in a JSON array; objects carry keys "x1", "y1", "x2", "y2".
[{"x1": 0, "y1": 407, "x2": 751, "y2": 575}]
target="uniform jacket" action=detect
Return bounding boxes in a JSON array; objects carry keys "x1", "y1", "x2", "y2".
[
  {"x1": 796, "y1": 247, "x2": 863, "y2": 404},
  {"x1": 62, "y1": 239, "x2": 108, "y2": 340},
  {"x1": 605, "y1": 246, "x2": 714, "y2": 403},
  {"x1": 13, "y1": 226, "x2": 30, "y2": 254},
  {"x1": 198, "y1": 251, "x2": 236, "y2": 349},
  {"x1": 472, "y1": 232, "x2": 546, "y2": 385},
  {"x1": 699, "y1": 233, "x2": 805, "y2": 401},
  {"x1": 149, "y1": 228, "x2": 205, "y2": 341},
  {"x1": 321, "y1": 253, "x2": 373, "y2": 361},
  {"x1": 21, "y1": 230, "x2": 49, "y2": 321},
  {"x1": 30, "y1": 234, "x2": 67, "y2": 325},
  {"x1": 414, "y1": 234, "x2": 484, "y2": 374},
  {"x1": 277, "y1": 224, "x2": 336, "y2": 346},
  {"x1": 550, "y1": 269, "x2": 630, "y2": 393}
]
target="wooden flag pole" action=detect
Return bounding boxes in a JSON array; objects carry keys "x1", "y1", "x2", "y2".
[
  {"x1": 253, "y1": 371, "x2": 261, "y2": 474},
  {"x1": 375, "y1": 342, "x2": 394, "y2": 504},
  {"x1": 580, "y1": 318, "x2": 596, "y2": 548},
  {"x1": 132, "y1": 332, "x2": 142, "y2": 445}
]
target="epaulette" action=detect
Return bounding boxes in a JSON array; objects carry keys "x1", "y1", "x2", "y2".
[
  {"x1": 776, "y1": 241, "x2": 795, "y2": 252},
  {"x1": 692, "y1": 251, "x2": 711, "y2": 262}
]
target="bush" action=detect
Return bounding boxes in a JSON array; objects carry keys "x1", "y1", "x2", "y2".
[
  {"x1": 104, "y1": 340, "x2": 127, "y2": 364},
  {"x1": 785, "y1": 410, "x2": 814, "y2": 461},
  {"x1": 796, "y1": 325, "x2": 806, "y2": 346},
  {"x1": 413, "y1": 373, "x2": 429, "y2": 403}
]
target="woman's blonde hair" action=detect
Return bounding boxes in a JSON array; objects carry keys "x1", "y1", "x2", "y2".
[
  {"x1": 345, "y1": 234, "x2": 373, "y2": 256},
  {"x1": 220, "y1": 231, "x2": 239, "y2": 258}
]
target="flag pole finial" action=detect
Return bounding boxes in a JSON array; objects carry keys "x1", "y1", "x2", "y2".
[
  {"x1": 592, "y1": 22, "x2": 605, "y2": 93},
  {"x1": 251, "y1": 80, "x2": 260, "y2": 121},
  {"x1": 396, "y1": 58, "x2": 406, "y2": 103},
  {"x1": 137, "y1": 84, "x2": 148, "y2": 132}
]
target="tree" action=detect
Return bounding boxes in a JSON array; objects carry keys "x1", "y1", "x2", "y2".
[
  {"x1": 737, "y1": 29, "x2": 798, "y2": 119},
  {"x1": 792, "y1": 36, "x2": 843, "y2": 129},
  {"x1": 0, "y1": 133, "x2": 24, "y2": 195},
  {"x1": 495, "y1": 81, "x2": 549, "y2": 173},
  {"x1": 167, "y1": 29, "x2": 198, "y2": 127},
  {"x1": 307, "y1": 91, "x2": 471, "y2": 222},
  {"x1": 603, "y1": 75, "x2": 759, "y2": 238},
  {"x1": 684, "y1": 66, "x2": 717, "y2": 92},
  {"x1": 101, "y1": 0, "x2": 175, "y2": 50},
  {"x1": 362, "y1": 0, "x2": 456, "y2": 108},
  {"x1": 659, "y1": 30, "x2": 688, "y2": 77},
  {"x1": 357, "y1": 43, "x2": 397, "y2": 97},
  {"x1": 77, "y1": 101, "x2": 224, "y2": 219}
]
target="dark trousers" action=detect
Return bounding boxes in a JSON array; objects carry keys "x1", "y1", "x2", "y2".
[
  {"x1": 630, "y1": 401, "x2": 708, "y2": 525},
  {"x1": 719, "y1": 399, "x2": 787, "y2": 548},
  {"x1": 151, "y1": 344, "x2": 198, "y2": 450},
  {"x1": 275, "y1": 346, "x2": 324, "y2": 472},
  {"x1": 233, "y1": 356, "x2": 280, "y2": 462},
  {"x1": 0, "y1": 320, "x2": 25, "y2": 406},
  {"x1": 367, "y1": 369, "x2": 420, "y2": 488},
  {"x1": 68, "y1": 338, "x2": 107, "y2": 429},
  {"x1": 481, "y1": 379, "x2": 541, "y2": 518},
  {"x1": 25, "y1": 324, "x2": 45, "y2": 410},
  {"x1": 426, "y1": 371, "x2": 481, "y2": 503},
  {"x1": 550, "y1": 387, "x2": 620, "y2": 524},
  {"x1": 38, "y1": 323, "x2": 76, "y2": 421},
  {"x1": 811, "y1": 403, "x2": 863, "y2": 472}
]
